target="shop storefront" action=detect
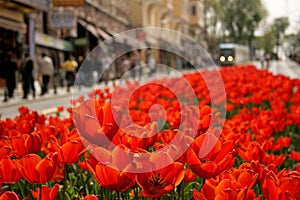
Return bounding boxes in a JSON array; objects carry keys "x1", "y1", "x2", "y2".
[
  {"x1": 35, "y1": 31, "x2": 74, "y2": 64},
  {"x1": 34, "y1": 31, "x2": 74, "y2": 86},
  {"x1": 0, "y1": 6, "x2": 27, "y2": 58}
]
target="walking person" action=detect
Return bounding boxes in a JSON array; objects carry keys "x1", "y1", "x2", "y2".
[
  {"x1": 2, "y1": 52, "x2": 17, "y2": 99},
  {"x1": 76, "y1": 55, "x2": 84, "y2": 89},
  {"x1": 129, "y1": 51, "x2": 137, "y2": 80},
  {"x1": 260, "y1": 54, "x2": 265, "y2": 69},
  {"x1": 177, "y1": 56, "x2": 183, "y2": 71},
  {"x1": 136, "y1": 49, "x2": 143, "y2": 81},
  {"x1": 21, "y1": 54, "x2": 35, "y2": 99},
  {"x1": 39, "y1": 53, "x2": 54, "y2": 96},
  {"x1": 148, "y1": 55, "x2": 156, "y2": 76},
  {"x1": 62, "y1": 55, "x2": 78, "y2": 92},
  {"x1": 0, "y1": 52, "x2": 8, "y2": 102},
  {"x1": 265, "y1": 53, "x2": 271, "y2": 70},
  {"x1": 129, "y1": 50, "x2": 142, "y2": 80},
  {"x1": 120, "y1": 54, "x2": 130, "y2": 76}
]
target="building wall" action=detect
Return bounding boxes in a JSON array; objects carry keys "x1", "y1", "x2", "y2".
[
  {"x1": 75, "y1": 0, "x2": 130, "y2": 34},
  {"x1": 129, "y1": 0, "x2": 143, "y2": 27},
  {"x1": 129, "y1": 0, "x2": 205, "y2": 41},
  {"x1": 188, "y1": 0, "x2": 205, "y2": 42}
]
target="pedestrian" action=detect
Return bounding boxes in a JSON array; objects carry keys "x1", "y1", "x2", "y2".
[
  {"x1": 120, "y1": 55, "x2": 130, "y2": 76},
  {"x1": 130, "y1": 50, "x2": 143, "y2": 80},
  {"x1": 21, "y1": 53, "x2": 35, "y2": 99},
  {"x1": 76, "y1": 55, "x2": 84, "y2": 88},
  {"x1": 62, "y1": 55, "x2": 78, "y2": 92},
  {"x1": 260, "y1": 54, "x2": 265, "y2": 69},
  {"x1": 177, "y1": 56, "x2": 183, "y2": 71},
  {"x1": 39, "y1": 53, "x2": 54, "y2": 96},
  {"x1": 2, "y1": 52, "x2": 17, "y2": 99},
  {"x1": 136, "y1": 49, "x2": 143, "y2": 80},
  {"x1": 129, "y1": 51, "x2": 137, "y2": 80},
  {"x1": 0, "y1": 52, "x2": 8, "y2": 102},
  {"x1": 265, "y1": 53, "x2": 271, "y2": 69},
  {"x1": 148, "y1": 55, "x2": 156, "y2": 76}
]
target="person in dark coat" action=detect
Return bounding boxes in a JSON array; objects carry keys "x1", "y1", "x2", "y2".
[
  {"x1": 2, "y1": 52, "x2": 17, "y2": 98},
  {"x1": 21, "y1": 54, "x2": 35, "y2": 99},
  {"x1": 0, "y1": 52, "x2": 8, "y2": 102}
]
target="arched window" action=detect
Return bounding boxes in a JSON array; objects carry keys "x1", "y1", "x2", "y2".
[{"x1": 191, "y1": 5, "x2": 197, "y2": 16}]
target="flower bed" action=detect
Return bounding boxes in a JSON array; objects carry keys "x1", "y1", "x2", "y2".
[{"x1": 0, "y1": 64, "x2": 299, "y2": 199}]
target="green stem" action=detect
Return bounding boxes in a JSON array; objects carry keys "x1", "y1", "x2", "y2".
[
  {"x1": 181, "y1": 182, "x2": 185, "y2": 200},
  {"x1": 117, "y1": 190, "x2": 121, "y2": 200},
  {"x1": 63, "y1": 165, "x2": 68, "y2": 200},
  {"x1": 100, "y1": 186, "x2": 103, "y2": 200},
  {"x1": 134, "y1": 187, "x2": 138, "y2": 199},
  {"x1": 79, "y1": 172, "x2": 86, "y2": 195},
  {"x1": 16, "y1": 181, "x2": 26, "y2": 197},
  {"x1": 39, "y1": 184, "x2": 42, "y2": 200}
]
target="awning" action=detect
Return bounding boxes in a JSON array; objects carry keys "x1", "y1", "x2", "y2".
[
  {"x1": 97, "y1": 28, "x2": 110, "y2": 40},
  {"x1": 35, "y1": 32, "x2": 74, "y2": 51},
  {"x1": 86, "y1": 24, "x2": 98, "y2": 38},
  {"x1": 78, "y1": 19, "x2": 98, "y2": 38},
  {"x1": 0, "y1": 17, "x2": 26, "y2": 33},
  {"x1": 146, "y1": 36, "x2": 158, "y2": 46},
  {"x1": 112, "y1": 33, "x2": 146, "y2": 48}
]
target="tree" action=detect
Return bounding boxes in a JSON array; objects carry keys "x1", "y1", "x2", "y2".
[
  {"x1": 272, "y1": 17, "x2": 289, "y2": 56},
  {"x1": 203, "y1": 0, "x2": 224, "y2": 53},
  {"x1": 256, "y1": 26, "x2": 276, "y2": 54},
  {"x1": 220, "y1": 0, "x2": 267, "y2": 58}
]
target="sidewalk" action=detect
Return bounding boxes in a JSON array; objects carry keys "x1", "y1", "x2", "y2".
[
  {"x1": 251, "y1": 58, "x2": 300, "y2": 79},
  {"x1": 0, "y1": 68, "x2": 193, "y2": 109},
  {"x1": 0, "y1": 82, "x2": 73, "y2": 108}
]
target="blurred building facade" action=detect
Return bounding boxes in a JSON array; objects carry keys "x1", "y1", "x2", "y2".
[
  {"x1": 0, "y1": 0, "x2": 206, "y2": 77},
  {"x1": 129, "y1": 0, "x2": 205, "y2": 40},
  {"x1": 129, "y1": 0, "x2": 206, "y2": 67},
  {"x1": 0, "y1": 0, "x2": 32, "y2": 59}
]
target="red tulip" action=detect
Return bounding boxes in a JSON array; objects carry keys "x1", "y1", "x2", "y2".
[
  {"x1": 84, "y1": 195, "x2": 98, "y2": 200},
  {"x1": 136, "y1": 162, "x2": 184, "y2": 198},
  {"x1": 18, "y1": 153, "x2": 58, "y2": 184},
  {"x1": 86, "y1": 145, "x2": 136, "y2": 192},
  {"x1": 261, "y1": 167, "x2": 300, "y2": 200},
  {"x1": 112, "y1": 122, "x2": 158, "y2": 151},
  {"x1": 0, "y1": 146, "x2": 11, "y2": 160},
  {"x1": 193, "y1": 163, "x2": 261, "y2": 200},
  {"x1": 277, "y1": 169, "x2": 300, "y2": 200},
  {"x1": 0, "y1": 191, "x2": 19, "y2": 200},
  {"x1": 290, "y1": 150, "x2": 300, "y2": 161},
  {"x1": 31, "y1": 184, "x2": 59, "y2": 200},
  {"x1": 192, "y1": 189, "x2": 207, "y2": 200},
  {"x1": 184, "y1": 168, "x2": 198, "y2": 183},
  {"x1": 73, "y1": 99, "x2": 122, "y2": 146},
  {"x1": 11, "y1": 132, "x2": 42, "y2": 157},
  {"x1": 49, "y1": 136, "x2": 85, "y2": 165},
  {"x1": 261, "y1": 169, "x2": 281, "y2": 200},
  {"x1": 239, "y1": 141, "x2": 285, "y2": 165},
  {"x1": 0, "y1": 157, "x2": 22, "y2": 184},
  {"x1": 187, "y1": 128, "x2": 236, "y2": 179}
]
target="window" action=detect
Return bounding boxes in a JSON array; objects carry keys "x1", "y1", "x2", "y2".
[{"x1": 191, "y1": 5, "x2": 197, "y2": 16}]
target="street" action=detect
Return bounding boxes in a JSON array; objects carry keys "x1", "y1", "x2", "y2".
[
  {"x1": 0, "y1": 86, "x2": 87, "y2": 119},
  {"x1": 1, "y1": 59, "x2": 300, "y2": 119}
]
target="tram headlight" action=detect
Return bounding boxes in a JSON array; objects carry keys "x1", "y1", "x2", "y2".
[
  {"x1": 228, "y1": 56, "x2": 234, "y2": 62},
  {"x1": 220, "y1": 56, "x2": 226, "y2": 62}
]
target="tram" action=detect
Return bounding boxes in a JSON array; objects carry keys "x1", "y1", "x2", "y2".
[{"x1": 218, "y1": 43, "x2": 250, "y2": 66}]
